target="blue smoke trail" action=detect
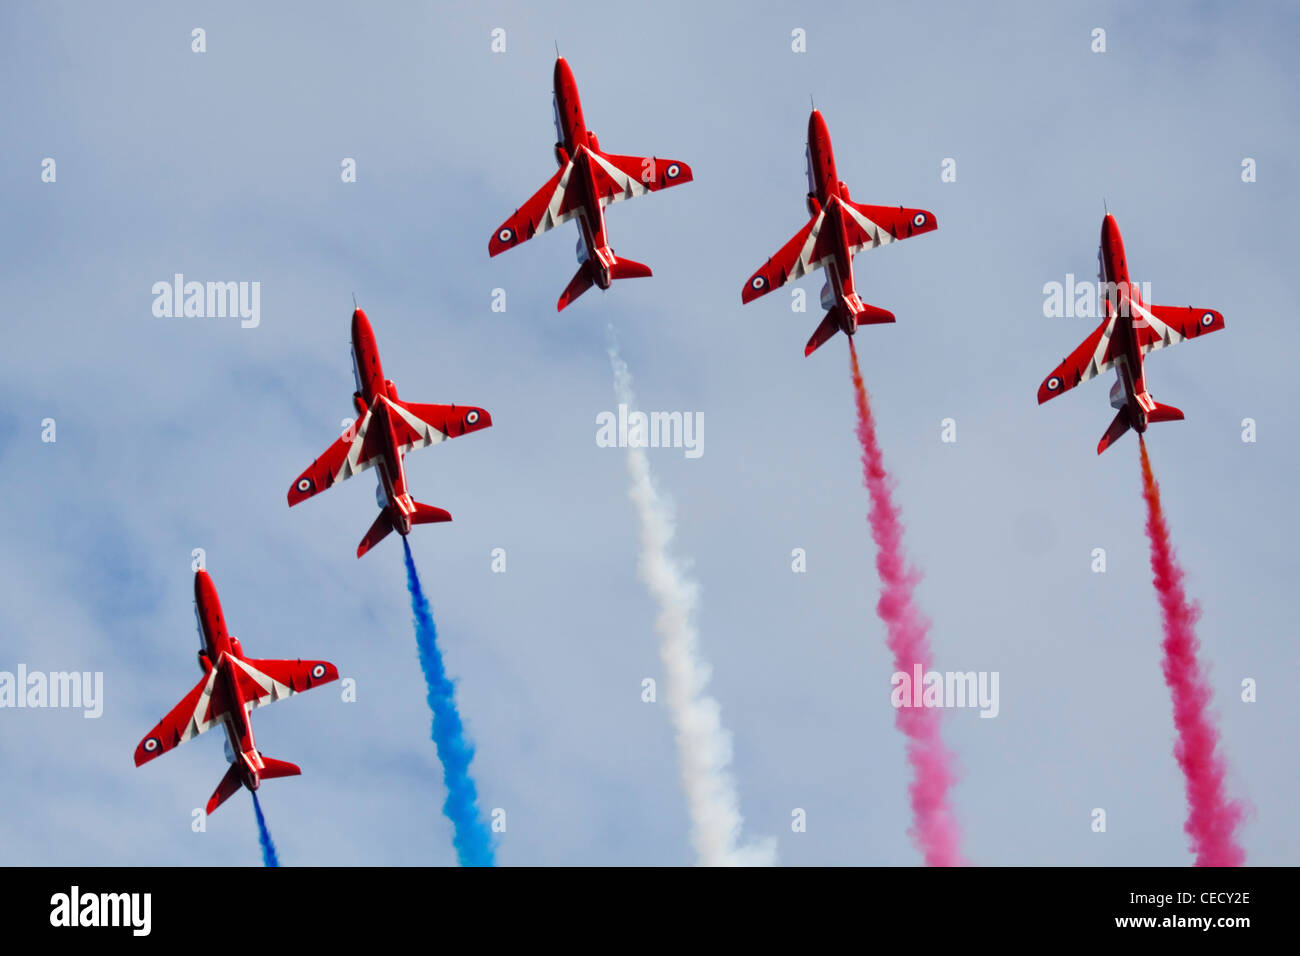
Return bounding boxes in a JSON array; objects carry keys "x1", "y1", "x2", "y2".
[
  {"x1": 401, "y1": 538, "x2": 495, "y2": 866},
  {"x1": 251, "y1": 791, "x2": 279, "y2": 867}
]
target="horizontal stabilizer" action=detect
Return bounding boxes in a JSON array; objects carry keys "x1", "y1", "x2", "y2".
[
  {"x1": 805, "y1": 311, "x2": 841, "y2": 357},
  {"x1": 1097, "y1": 408, "x2": 1132, "y2": 455},
  {"x1": 557, "y1": 264, "x2": 595, "y2": 312},
  {"x1": 358, "y1": 507, "x2": 394, "y2": 558},
  {"x1": 206, "y1": 763, "x2": 243, "y2": 816}
]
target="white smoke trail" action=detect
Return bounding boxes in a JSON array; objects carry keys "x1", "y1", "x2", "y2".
[{"x1": 608, "y1": 330, "x2": 776, "y2": 867}]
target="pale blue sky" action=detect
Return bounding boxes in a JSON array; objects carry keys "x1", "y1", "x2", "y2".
[{"x1": 0, "y1": 0, "x2": 1295, "y2": 865}]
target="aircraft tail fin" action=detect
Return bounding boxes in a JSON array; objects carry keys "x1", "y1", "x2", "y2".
[
  {"x1": 410, "y1": 502, "x2": 453, "y2": 526},
  {"x1": 357, "y1": 507, "x2": 394, "y2": 558},
  {"x1": 805, "y1": 301, "x2": 896, "y2": 357},
  {"x1": 1148, "y1": 401, "x2": 1185, "y2": 424},
  {"x1": 206, "y1": 763, "x2": 244, "y2": 816},
  {"x1": 1097, "y1": 408, "x2": 1132, "y2": 455},
  {"x1": 805, "y1": 311, "x2": 842, "y2": 357},
  {"x1": 258, "y1": 756, "x2": 302, "y2": 781},
  {"x1": 557, "y1": 255, "x2": 653, "y2": 311},
  {"x1": 557, "y1": 264, "x2": 595, "y2": 312}
]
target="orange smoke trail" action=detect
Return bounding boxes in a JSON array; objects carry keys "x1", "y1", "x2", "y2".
[
  {"x1": 849, "y1": 339, "x2": 965, "y2": 866},
  {"x1": 1138, "y1": 436, "x2": 1245, "y2": 865}
]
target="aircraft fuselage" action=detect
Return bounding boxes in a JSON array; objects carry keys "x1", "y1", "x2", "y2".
[
  {"x1": 350, "y1": 309, "x2": 414, "y2": 533},
  {"x1": 1099, "y1": 214, "x2": 1155, "y2": 432},
  {"x1": 194, "y1": 571, "x2": 263, "y2": 793},
  {"x1": 553, "y1": 57, "x2": 615, "y2": 288},
  {"x1": 806, "y1": 110, "x2": 861, "y2": 335}
]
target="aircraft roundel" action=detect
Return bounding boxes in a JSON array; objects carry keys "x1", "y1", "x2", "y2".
[
  {"x1": 666, "y1": 163, "x2": 681, "y2": 179},
  {"x1": 751, "y1": 276, "x2": 766, "y2": 291},
  {"x1": 143, "y1": 737, "x2": 159, "y2": 753},
  {"x1": 498, "y1": 227, "x2": 514, "y2": 243},
  {"x1": 1046, "y1": 376, "x2": 1062, "y2": 391},
  {"x1": 466, "y1": 410, "x2": 480, "y2": 425},
  {"x1": 311, "y1": 664, "x2": 326, "y2": 679},
  {"x1": 1201, "y1": 312, "x2": 1215, "y2": 326},
  {"x1": 912, "y1": 213, "x2": 927, "y2": 227},
  {"x1": 297, "y1": 477, "x2": 314, "y2": 494}
]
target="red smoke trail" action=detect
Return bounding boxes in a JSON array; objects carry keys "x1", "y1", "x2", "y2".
[
  {"x1": 848, "y1": 339, "x2": 965, "y2": 867},
  {"x1": 1138, "y1": 437, "x2": 1245, "y2": 866}
]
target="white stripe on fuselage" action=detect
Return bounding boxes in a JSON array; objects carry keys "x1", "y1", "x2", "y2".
[
  {"x1": 544, "y1": 159, "x2": 580, "y2": 233},
  {"x1": 839, "y1": 199, "x2": 896, "y2": 253},
  {"x1": 585, "y1": 148, "x2": 652, "y2": 205},
  {"x1": 1128, "y1": 299, "x2": 1185, "y2": 351},
  {"x1": 1090, "y1": 315, "x2": 1117, "y2": 379},
  {"x1": 180, "y1": 667, "x2": 225, "y2": 742},
  {"x1": 338, "y1": 406, "x2": 378, "y2": 480},
  {"x1": 784, "y1": 206, "x2": 833, "y2": 283},
  {"x1": 340, "y1": 393, "x2": 452, "y2": 502},
  {"x1": 384, "y1": 396, "x2": 450, "y2": 454},
  {"x1": 227, "y1": 656, "x2": 298, "y2": 711}
]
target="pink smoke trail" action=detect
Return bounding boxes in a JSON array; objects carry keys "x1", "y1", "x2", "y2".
[
  {"x1": 1138, "y1": 436, "x2": 1245, "y2": 866},
  {"x1": 848, "y1": 339, "x2": 965, "y2": 866}
]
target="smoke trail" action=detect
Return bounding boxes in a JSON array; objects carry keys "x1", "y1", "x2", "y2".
[
  {"x1": 1138, "y1": 437, "x2": 1245, "y2": 866},
  {"x1": 251, "y1": 791, "x2": 279, "y2": 867},
  {"x1": 848, "y1": 339, "x2": 965, "y2": 866},
  {"x1": 402, "y1": 538, "x2": 496, "y2": 867},
  {"x1": 607, "y1": 330, "x2": 775, "y2": 867}
]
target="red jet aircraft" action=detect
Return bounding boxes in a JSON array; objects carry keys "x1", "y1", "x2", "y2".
[
  {"x1": 488, "y1": 56, "x2": 693, "y2": 310},
  {"x1": 133, "y1": 570, "x2": 338, "y2": 814},
  {"x1": 1037, "y1": 214, "x2": 1225, "y2": 454},
  {"x1": 288, "y1": 308, "x2": 493, "y2": 557},
  {"x1": 741, "y1": 109, "x2": 938, "y2": 356}
]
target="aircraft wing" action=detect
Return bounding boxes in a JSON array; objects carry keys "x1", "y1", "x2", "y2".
[
  {"x1": 488, "y1": 162, "x2": 580, "y2": 256},
  {"x1": 1037, "y1": 316, "x2": 1121, "y2": 404},
  {"x1": 229, "y1": 657, "x2": 339, "y2": 713},
  {"x1": 134, "y1": 668, "x2": 231, "y2": 766},
  {"x1": 741, "y1": 212, "x2": 828, "y2": 303},
  {"x1": 1133, "y1": 303, "x2": 1226, "y2": 355},
  {"x1": 287, "y1": 409, "x2": 387, "y2": 506},
  {"x1": 586, "y1": 150, "x2": 693, "y2": 207},
  {"x1": 385, "y1": 399, "x2": 493, "y2": 456},
  {"x1": 840, "y1": 202, "x2": 938, "y2": 254}
]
